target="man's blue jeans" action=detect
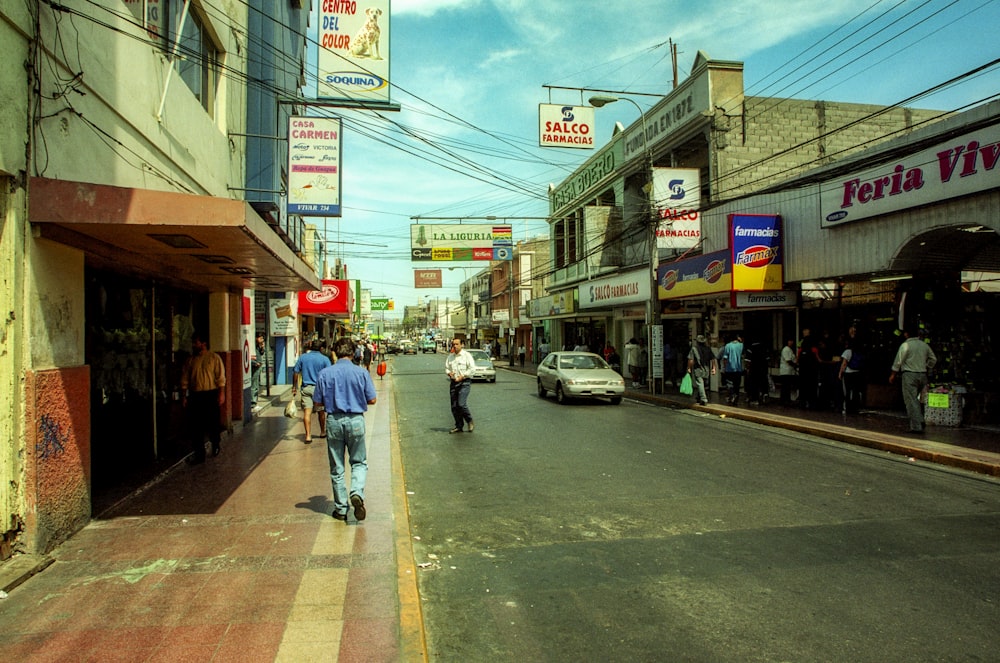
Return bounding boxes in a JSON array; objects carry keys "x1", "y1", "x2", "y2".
[
  {"x1": 450, "y1": 380, "x2": 472, "y2": 429},
  {"x1": 326, "y1": 412, "x2": 367, "y2": 516}
]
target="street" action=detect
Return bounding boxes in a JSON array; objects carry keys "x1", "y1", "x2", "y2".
[{"x1": 392, "y1": 353, "x2": 1000, "y2": 662}]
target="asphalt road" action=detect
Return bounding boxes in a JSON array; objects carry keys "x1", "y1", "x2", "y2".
[{"x1": 391, "y1": 353, "x2": 1000, "y2": 663}]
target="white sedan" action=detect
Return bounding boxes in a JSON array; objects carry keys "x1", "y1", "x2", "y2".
[
  {"x1": 467, "y1": 349, "x2": 497, "y2": 383},
  {"x1": 536, "y1": 351, "x2": 625, "y2": 405}
]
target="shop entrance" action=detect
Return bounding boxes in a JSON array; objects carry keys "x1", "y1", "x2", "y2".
[
  {"x1": 85, "y1": 268, "x2": 208, "y2": 511},
  {"x1": 563, "y1": 319, "x2": 607, "y2": 353}
]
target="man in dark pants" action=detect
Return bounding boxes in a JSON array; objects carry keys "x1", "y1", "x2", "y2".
[
  {"x1": 181, "y1": 333, "x2": 227, "y2": 464},
  {"x1": 445, "y1": 338, "x2": 476, "y2": 433}
]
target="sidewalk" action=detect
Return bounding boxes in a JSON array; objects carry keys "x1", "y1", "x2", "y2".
[
  {"x1": 501, "y1": 359, "x2": 1000, "y2": 478},
  {"x1": 0, "y1": 375, "x2": 425, "y2": 662}
]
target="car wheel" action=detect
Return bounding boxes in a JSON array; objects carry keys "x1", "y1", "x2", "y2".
[
  {"x1": 610, "y1": 396, "x2": 622, "y2": 405},
  {"x1": 556, "y1": 383, "x2": 567, "y2": 404},
  {"x1": 537, "y1": 380, "x2": 546, "y2": 398}
]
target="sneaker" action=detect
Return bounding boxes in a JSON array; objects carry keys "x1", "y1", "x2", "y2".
[
  {"x1": 331, "y1": 510, "x2": 348, "y2": 521},
  {"x1": 449, "y1": 427, "x2": 463, "y2": 434},
  {"x1": 468, "y1": 421, "x2": 475, "y2": 432},
  {"x1": 350, "y1": 494, "x2": 366, "y2": 521}
]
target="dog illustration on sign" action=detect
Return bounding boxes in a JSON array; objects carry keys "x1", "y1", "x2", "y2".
[{"x1": 350, "y1": 7, "x2": 383, "y2": 60}]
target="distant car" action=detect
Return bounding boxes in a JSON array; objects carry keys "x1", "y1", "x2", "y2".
[
  {"x1": 400, "y1": 341, "x2": 417, "y2": 355},
  {"x1": 420, "y1": 339, "x2": 437, "y2": 353},
  {"x1": 536, "y1": 351, "x2": 625, "y2": 405},
  {"x1": 467, "y1": 349, "x2": 496, "y2": 383}
]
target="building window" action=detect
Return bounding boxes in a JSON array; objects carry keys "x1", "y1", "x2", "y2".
[
  {"x1": 169, "y1": 3, "x2": 219, "y2": 114},
  {"x1": 125, "y1": 0, "x2": 220, "y2": 114}
]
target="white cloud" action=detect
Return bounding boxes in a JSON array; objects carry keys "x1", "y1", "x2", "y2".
[{"x1": 391, "y1": 0, "x2": 481, "y2": 17}]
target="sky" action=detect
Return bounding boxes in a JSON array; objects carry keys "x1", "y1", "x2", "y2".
[{"x1": 304, "y1": 0, "x2": 1000, "y2": 317}]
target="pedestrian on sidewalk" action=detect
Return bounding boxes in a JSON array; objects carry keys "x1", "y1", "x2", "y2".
[
  {"x1": 720, "y1": 333, "x2": 745, "y2": 405},
  {"x1": 796, "y1": 329, "x2": 820, "y2": 409},
  {"x1": 778, "y1": 338, "x2": 798, "y2": 405},
  {"x1": 180, "y1": 332, "x2": 227, "y2": 464},
  {"x1": 839, "y1": 325, "x2": 866, "y2": 414},
  {"x1": 518, "y1": 343, "x2": 526, "y2": 368},
  {"x1": 293, "y1": 339, "x2": 332, "y2": 444},
  {"x1": 446, "y1": 338, "x2": 476, "y2": 433},
  {"x1": 624, "y1": 337, "x2": 641, "y2": 387},
  {"x1": 313, "y1": 338, "x2": 377, "y2": 522},
  {"x1": 638, "y1": 339, "x2": 649, "y2": 386},
  {"x1": 538, "y1": 338, "x2": 550, "y2": 361},
  {"x1": 889, "y1": 326, "x2": 937, "y2": 433},
  {"x1": 687, "y1": 334, "x2": 717, "y2": 405}
]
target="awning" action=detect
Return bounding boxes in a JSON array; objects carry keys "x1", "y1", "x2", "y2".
[
  {"x1": 29, "y1": 177, "x2": 321, "y2": 292},
  {"x1": 297, "y1": 280, "x2": 353, "y2": 316}
]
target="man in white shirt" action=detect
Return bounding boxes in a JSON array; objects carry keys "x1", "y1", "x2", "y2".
[
  {"x1": 445, "y1": 338, "x2": 476, "y2": 433},
  {"x1": 889, "y1": 327, "x2": 938, "y2": 433}
]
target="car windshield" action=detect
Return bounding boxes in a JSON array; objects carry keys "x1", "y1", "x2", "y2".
[
  {"x1": 469, "y1": 350, "x2": 490, "y2": 361},
  {"x1": 558, "y1": 355, "x2": 608, "y2": 370}
]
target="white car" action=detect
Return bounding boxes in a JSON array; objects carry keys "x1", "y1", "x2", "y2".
[
  {"x1": 467, "y1": 349, "x2": 496, "y2": 383},
  {"x1": 536, "y1": 351, "x2": 625, "y2": 404}
]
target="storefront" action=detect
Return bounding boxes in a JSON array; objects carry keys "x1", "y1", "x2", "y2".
[
  {"x1": 698, "y1": 101, "x2": 1000, "y2": 422},
  {"x1": 575, "y1": 268, "x2": 650, "y2": 364},
  {"x1": 29, "y1": 178, "x2": 320, "y2": 518}
]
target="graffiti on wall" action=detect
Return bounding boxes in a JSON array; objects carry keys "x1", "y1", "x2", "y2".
[{"x1": 37, "y1": 414, "x2": 68, "y2": 460}]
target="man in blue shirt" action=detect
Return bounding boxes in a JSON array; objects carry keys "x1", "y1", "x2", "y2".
[
  {"x1": 292, "y1": 340, "x2": 332, "y2": 444},
  {"x1": 719, "y1": 333, "x2": 745, "y2": 406},
  {"x1": 313, "y1": 338, "x2": 377, "y2": 522}
]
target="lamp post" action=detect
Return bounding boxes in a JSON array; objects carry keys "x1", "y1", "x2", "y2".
[{"x1": 589, "y1": 94, "x2": 661, "y2": 394}]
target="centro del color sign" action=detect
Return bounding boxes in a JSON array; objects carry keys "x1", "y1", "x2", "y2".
[{"x1": 317, "y1": 0, "x2": 391, "y2": 105}]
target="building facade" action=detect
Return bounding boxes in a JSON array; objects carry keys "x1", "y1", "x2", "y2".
[
  {"x1": 699, "y1": 100, "x2": 1000, "y2": 421},
  {"x1": 0, "y1": 0, "x2": 318, "y2": 555},
  {"x1": 539, "y1": 52, "x2": 944, "y2": 389}
]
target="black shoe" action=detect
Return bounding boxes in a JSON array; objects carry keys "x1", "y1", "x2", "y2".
[
  {"x1": 350, "y1": 494, "x2": 366, "y2": 521},
  {"x1": 468, "y1": 421, "x2": 475, "y2": 432},
  {"x1": 449, "y1": 427, "x2": 463, "y2": 434},
  {"x1": 331, "y1": 510, "x2": 348, "y2": 521},
  {"x1": 211, "y1": 445, "x2": 221, "y2": 457}
]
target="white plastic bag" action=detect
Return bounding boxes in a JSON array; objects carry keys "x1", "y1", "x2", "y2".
[{"x1": 284, "y1": 400, "x2": 297, "y2": 418}]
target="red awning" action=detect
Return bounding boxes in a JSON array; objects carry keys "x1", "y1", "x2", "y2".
[{"x1": 298, "y1": 280, "x2": 353, "y2": 316}]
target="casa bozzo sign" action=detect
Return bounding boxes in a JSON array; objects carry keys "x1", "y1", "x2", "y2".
[{"x1": 820, "y1": 124, "x2": 1000, "y2": 227}]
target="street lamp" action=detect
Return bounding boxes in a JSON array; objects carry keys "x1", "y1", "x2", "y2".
[{"x1": 589, "y1": 94, "x2": 661, "y2": 394}]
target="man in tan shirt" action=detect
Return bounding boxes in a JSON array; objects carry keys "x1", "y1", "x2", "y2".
[{"x1": 181, "y1": 333, "x2": 227, "y2": 463}]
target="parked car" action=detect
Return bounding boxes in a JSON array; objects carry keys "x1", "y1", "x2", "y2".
[
  {"x1": 420, "y1": 339, "x2": 437, "y2": 353},
  {"x1": 536, "y1": 351, "x2": 625, "y2": 405},
  {"x1": 467, "y1": 349, "x2": 496, "y2": 383}
]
